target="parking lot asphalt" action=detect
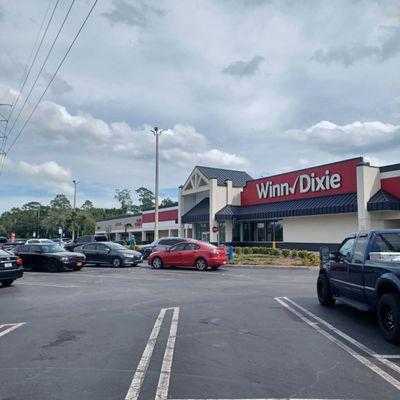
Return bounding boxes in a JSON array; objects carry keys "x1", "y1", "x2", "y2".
[{"x1": 1, "y1": 264, "x2": 400, "y2": 400}]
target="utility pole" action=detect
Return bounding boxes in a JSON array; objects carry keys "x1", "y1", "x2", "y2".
[
  {"x1": 150, "y1": 127, "x2": 165, "y2": 241},
  {"x1": 72, "y1": 180, "x2": 78, "y2": 240}
]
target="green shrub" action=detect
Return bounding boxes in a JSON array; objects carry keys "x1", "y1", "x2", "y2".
[
  {"x1": 291, "y1": 250, "x2": 298, "y2": 258},
  {"x1": 281, "y1": 249, "x2": 290, "y2": 257},
  {"x1": 298, "y1": 250, "x2": 309, "y2": 259},
  {"x1": 300, "y1": 252, "x2": 320, "y2": 266},
  {"x1": 242, "y1": 247, "x2": 251, "y2": 255},
  {"x1": 269, "y1": 248, "x2": 280, "y2": 256}
]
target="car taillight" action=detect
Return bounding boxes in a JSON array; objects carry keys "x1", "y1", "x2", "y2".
[{"x1": 16, "y1": 258, "x2": 23, "y2": 266}]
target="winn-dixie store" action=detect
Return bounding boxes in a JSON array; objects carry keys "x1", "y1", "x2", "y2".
[{"x1": 179, "y1": 158, "x2": 400, "y2": 250}]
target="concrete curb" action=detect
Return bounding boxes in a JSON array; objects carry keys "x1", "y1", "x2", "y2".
[{"x1": 226, "y1": 264, "x2": 318, "y2": 270}]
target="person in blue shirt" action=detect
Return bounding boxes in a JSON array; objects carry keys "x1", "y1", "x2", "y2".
[{"x1": 129, "y1": 234, "x2": 136, "y2": 250}]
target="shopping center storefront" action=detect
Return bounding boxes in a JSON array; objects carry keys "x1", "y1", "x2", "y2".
[
  {"x1": 96, "y1": 206, "x2": 191, "y2": 243},
  {"x1": 179, "y1": 158, "x2": 400, "y2": 250}
]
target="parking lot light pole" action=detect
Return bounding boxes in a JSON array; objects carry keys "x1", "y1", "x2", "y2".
[
  {"x1": 150, "y1": 127, "x2": 165, "y2": 241},
  {"x1": 72, "y1": 180, "x2": 78, "y2": 240}
]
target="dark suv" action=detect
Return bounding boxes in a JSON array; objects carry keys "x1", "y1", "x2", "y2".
[
  {"x1": 138, "y1": 237, "x2": 189, "y2": 259},
  {"x1": 64, "y1": 235, "x2": 108, "y2": 252}
]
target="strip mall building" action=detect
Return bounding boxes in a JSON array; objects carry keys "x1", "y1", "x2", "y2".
[
  {"x1": 96, "y1": 157, "x2": 400, "y2": 250},
  {"x1": 179, "y1": 158, "x2": 400, "y2": 250}
]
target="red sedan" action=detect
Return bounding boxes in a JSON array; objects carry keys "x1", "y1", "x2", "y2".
[{"x1": 148, "y1": 240, "x2": 227, "y2": 271}]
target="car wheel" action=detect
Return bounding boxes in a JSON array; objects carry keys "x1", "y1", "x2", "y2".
[
  {"x1": 112, "y1": 257, "x2": 122, "y2": 268},
  {"x1": 378, "y1": 293, "x2": 400, "y2": 344},
  {"x1": 47, "y1": 259, "x2": 61, "y2": 273},
  {"x1": 1, "y1": 279, "x2": 14, "y2": 287},
  {"x1": 152, "y1": 257, "x2": 163, "y2": 269},
  {"x1": 195, "y1": 258, "x2": 208, "y2": 271},
  {"x1": 317, "y1": 274, "x2": 335, "y2": 307}
]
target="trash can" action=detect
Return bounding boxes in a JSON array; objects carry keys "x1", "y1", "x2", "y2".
[{"x1": 228, "y1": 245, "x2": 234, "y2": 261}]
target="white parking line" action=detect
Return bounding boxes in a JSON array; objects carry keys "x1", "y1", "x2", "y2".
[
  {"x1": 18, "y1": 282, "x2": 79, "y2": 288},
  {"x1": 156, "y1": 307, "x2": 180, "y2": 400},
  {"x1": 0, "y1": 323, "x2": 26, "y2": 339},
  {"x1": 124, "y1": 307, "x2": 180, "y2": 400},
  {"x1": 170, "y1": 398, "x2": 350, "y2": 400},
  {"x1": 282, "y1": 297, "x2": 400, "y2": 376},
  {"x1": 275, "y1": 297, "x2": 400, "y2": 392},
  {"x1": 375, "y1": 355, "x2": 400, "y2": 359}
]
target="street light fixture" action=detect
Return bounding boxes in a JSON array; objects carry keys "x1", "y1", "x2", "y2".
[
  {"x1": 72, "y1": 180, "x2": 79, "y2": 240},
  {"x1": 150, "y1": 127, "x2": 166, "y2": 241}
]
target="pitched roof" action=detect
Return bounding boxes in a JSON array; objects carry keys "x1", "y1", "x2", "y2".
[
  {"x1": 181, "y1": 197, "x2": 209, "y2": 223},
  {"x1": 367, "y1": 189, "x2": 400, "y2": 211},
  {"x1": 195, "y1": 166, "x2": 252, "y2": 187},
  {"x1": 216, "y1": 192, "x2": 358, "y2": 221}
]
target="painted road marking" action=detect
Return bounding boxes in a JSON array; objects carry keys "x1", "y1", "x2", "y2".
[
  {"x1": 170, "y1": 398, "x2": 351, "y2": 400},
  {"x1": 156, "y1": 307, "x2": 180, "y2": 400},
  {"x1": 124, "y1": 307, "x2": 180, "y2": 400},
  {"x1": 275, "y1": 297, "x2": 400, "y2": 391},
  {"x1": 282, "y1": 297, "x2": 400, "y2": 376},
  {"x1": 375, "y1": 355, "x2": 400, "y2": 359},
  {"x1": 0, "y1": 323, "x2": 26, "y2": 339},
  {"x1": 18, "y1": 282, "x2": 79, "y2": 288}
]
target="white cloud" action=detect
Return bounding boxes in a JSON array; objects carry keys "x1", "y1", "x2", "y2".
[
  {"x1": 17, "y1": 160, "x2": 73, "y2": 194},
  {"x1": 28, "y1": 99, "x2": 249, "y2": 171},
  {"x1": 288, "y1": 120, "x2": 400, "y2": 154}
]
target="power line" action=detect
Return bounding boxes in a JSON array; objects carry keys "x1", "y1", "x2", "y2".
[
  {"x1": 4, "y1": 0, "x2": 60, "y2": 138},
  {"x1": 0, "y1": 0, "x2": 99, "y2": 176},
  {"x1": 5, "y1": 0, "x2": 76, "y2": 143},
  {"x1": 0, "y1": 0, "x2": 56, "y2": 155}
]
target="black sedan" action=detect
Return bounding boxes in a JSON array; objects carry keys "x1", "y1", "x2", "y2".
[
  {"x1": 0, "y1": 248, "x2": 23, "y2": 287},
  {"x1": 13, "y1": 244, "x2": 85, "y2": 272},
  {"x1": 80, "y1": 242, "x2": 142, "y2": 267}
]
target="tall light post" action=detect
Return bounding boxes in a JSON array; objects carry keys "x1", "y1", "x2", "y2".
[
  {"x1": 72, "y1": 180, "x2": 78, "y2": 240},
  {"x1": 150, "y1": 127, "x2": 165, "y2": 241}
]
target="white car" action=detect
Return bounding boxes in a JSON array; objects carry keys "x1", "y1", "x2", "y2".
[{"x1": 25, "y1": 238, "x2": 54, "y2": 244}]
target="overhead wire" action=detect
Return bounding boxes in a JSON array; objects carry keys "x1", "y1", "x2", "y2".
[
  {"x1": 1, "y1": 0, "x2": 99, "y2": 176},
  {"x1": 5, "y1": 0, "x2": 76, "y2": 143}
]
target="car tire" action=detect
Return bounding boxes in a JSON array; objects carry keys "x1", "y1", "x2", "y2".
[
  {"x1": 112, "y1": 257, "x2": 122, "y2": 268},
  {"x1": 378, "y1": 293, "x2": 400, "y2": 344},
  {"x1": 47, "y1": 259, "x2": 61, "y2": 273},
  {"x1": 317, "y1": 274, "x2": 335, "y2": 307},
  {"x1": 195, "y1": 258, "x2": 208, "y2": 271},
  {"x1": 1, "y1": 279, "x2": 14, "y2": 287},
  {"x1": 152, "y1": 257, "x2": 163, "y2": 269}
]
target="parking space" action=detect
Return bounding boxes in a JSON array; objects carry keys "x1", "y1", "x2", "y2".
[{"x1": 1, "y1": 265, "x2": 400, "y2": 399}]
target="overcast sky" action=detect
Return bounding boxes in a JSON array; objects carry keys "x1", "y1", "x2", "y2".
[{"x1": 0, "y1": 0, "x2": 399, "y2": 212}]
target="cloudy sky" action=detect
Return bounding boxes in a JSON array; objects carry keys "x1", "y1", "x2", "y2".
[{"x1": 0, "y1": 0, "x2": 399, "y2": 212}]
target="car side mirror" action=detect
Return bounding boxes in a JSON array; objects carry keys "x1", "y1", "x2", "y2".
[{"x1": 329, "y1": 251, "x2": 337, "y2": 260}]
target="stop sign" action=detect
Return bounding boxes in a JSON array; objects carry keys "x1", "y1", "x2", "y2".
[{"x1": 212, "y1": 226, "x2": 219, "y2": 233}]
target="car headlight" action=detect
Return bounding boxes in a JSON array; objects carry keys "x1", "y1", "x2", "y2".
[
  {"x1": 60, "y1": 256, "x2": 69, "y2": 262},
  {"x1": 124, "y1": 254, "x2": 134, "y2": 258}
]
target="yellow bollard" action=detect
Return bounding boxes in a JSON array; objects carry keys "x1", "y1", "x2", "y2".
[{"x1": 272, "y1": 241, "x2": 276, "y2": 249}]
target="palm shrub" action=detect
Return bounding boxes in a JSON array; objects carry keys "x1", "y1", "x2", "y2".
[{"x1": 281, "y1": 249, "x2": 290, "y2": 257}]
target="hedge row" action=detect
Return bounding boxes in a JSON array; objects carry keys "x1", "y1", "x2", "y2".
[{"x1": 233, "y1": 246, "x2": 319, "y2": 266}]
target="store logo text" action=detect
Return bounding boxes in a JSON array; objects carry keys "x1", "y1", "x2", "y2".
[{"x1": 256, "y1": 170, "x2": 341, "y2": 200}]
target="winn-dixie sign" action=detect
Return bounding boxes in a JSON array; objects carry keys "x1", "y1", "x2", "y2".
[{"x1": 241, "y1": 158, "x2": 361, "y2": 206}]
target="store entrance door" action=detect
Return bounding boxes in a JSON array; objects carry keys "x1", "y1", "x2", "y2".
[{"x1": 201, "y1": 232, "x2": 210, "y2": 242}]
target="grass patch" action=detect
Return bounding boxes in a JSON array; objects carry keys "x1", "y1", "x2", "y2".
[{"x1": 230, "y1": 253, "x2": 318, "y2": 267}]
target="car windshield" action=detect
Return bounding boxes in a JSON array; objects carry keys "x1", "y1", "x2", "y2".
[
  {"x1": 371, "y1": 233, "x2": 400, "y2": 253},
  {"x1": 107, "y1": 242, "x2": 126, "y2": 250},
  {"x1": 41, "y1": 245, "x2": 65, "y2": 253}
]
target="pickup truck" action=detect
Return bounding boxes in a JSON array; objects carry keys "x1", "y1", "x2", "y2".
[{"x1": 318, "y1": 229, "x2": 400, "y2": 343}]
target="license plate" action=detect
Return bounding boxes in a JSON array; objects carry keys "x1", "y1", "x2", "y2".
[
  {"x1": 76, "y1": 262, "x2": 82, "y2": 267},
  {"x1": 4, "y1": 263, "x2": 13, "y2": 268}
]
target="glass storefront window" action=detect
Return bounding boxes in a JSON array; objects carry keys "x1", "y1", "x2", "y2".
[
  {"x1": 239, "y1": 219, "x2": 283, "y2": 242},
  {"x1": 274, "y1": 220, "x2": 283, "y2": 242},
  {"x1": 218, "y1": 222, "x2": 226, "y2": 243},
  {"x1": 256, "y1": 222, "x2": 266, "y2": 241},
  {"x1": 195, "y1": 223, "x2": 210, "y2": 241},
  {"x1": 232, "y1": 222, "x2": 240, "y2": 242}
]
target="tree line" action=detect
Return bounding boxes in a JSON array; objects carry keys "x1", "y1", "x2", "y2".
[{"x1": 0, "y1": 187, "x2": 177, "y2": 239}]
